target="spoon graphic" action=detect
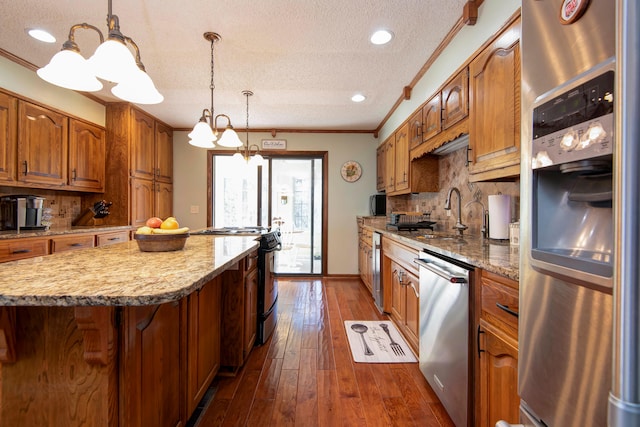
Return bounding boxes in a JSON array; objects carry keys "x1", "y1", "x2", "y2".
[{"x1": 350, "y1": 323, "x2": 374, "y2": 356}]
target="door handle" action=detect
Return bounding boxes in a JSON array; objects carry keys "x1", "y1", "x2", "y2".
[
  {"x1": 496, "y1": 303, "x2": 519, "y2": 318},
  {"x1": 477, "y1": 324, "x2": 485, "y2": 359}
]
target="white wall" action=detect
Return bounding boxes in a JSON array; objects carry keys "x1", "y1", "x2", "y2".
[
  {"x1": 173, "y1": 131, "x2": 378, "y2": 275},
  {"x1": 0, "y1": 56, "x2": 105, "y2": 125},
  {"x1": 379, "y1": 0, "x2": 521, "y2": 142}
]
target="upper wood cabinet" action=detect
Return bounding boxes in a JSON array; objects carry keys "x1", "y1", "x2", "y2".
[
  {"x1": 409, "y1": 109, "x2": 424, "y2": 150},
  {"x1": 68, "y1": 119, "x2": 105, "y2": 192},
  {"x1": 155, "y1": 122, "x2": 173, "y2": 183},
  {"x1": 393, "y1": 122, "x2": 410, "y2": 194},
  {"x1": 384, "y1": 135, "x2": 395, "y2": 193},
  {"x1": 421, "y1": 93, "x2": 442, "y2": 143},
  {"x1": 130, "y1": 108, "x2": 156, "y2": 180},
  {"x1": 468, "y1": 17, "x2": 521, "y2": 182},
  {"x1": 442, "y1": 68, "x2": 469, "y2": 130},
  {"x1": 0, "y1": 92, "x2": 17, "y2": 185},
  {"x1": 17, "y1": 100, "x2": 68, "y2": 188},
  {"x1": 376, "y1": 143, "x2": 386, "y2": 192}
]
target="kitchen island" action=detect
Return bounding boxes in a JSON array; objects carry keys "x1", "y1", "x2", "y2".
[{"x1": 0, "y1": 235, "x2": 260, "y2": 427}]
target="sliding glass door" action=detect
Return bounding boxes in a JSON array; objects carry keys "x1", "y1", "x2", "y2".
[{"x1": 211, "y1": 154, "x2": 324, "y2": 275}]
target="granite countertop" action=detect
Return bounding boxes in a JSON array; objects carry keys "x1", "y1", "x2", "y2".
[
  {"x1": 0, "y1": 235, "x2": 259, "y2": 306},
  {"x1": 360, "y1": 218, "x2": 519, "y2": 281},
  {"x1": 0, "y1": 225, "x2": 133, "y2": 240}
]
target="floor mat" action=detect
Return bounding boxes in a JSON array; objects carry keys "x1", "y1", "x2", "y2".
[{"x1": 344, "y1": 320, "x2": 417, "y2": 363}]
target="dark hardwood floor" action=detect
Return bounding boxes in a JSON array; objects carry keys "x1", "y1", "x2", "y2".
[{"x1": 194, "y1": 278, "x2": 455, "y2": 427}]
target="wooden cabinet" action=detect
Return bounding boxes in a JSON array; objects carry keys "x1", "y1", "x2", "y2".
[
  {"x1": 382, "y1": 237, "x2": 420, "y2": 353},
  {"x1": 68, "y1": 119, "x2": 105, "y2": 192},
  {"x1": 105, "y1": 103, "x2": 173, "y2": 226},
  {"x1": 220, "y1": 250, "x2": 259, "y2": 371},
  {"x1": 17, "y1": 100, "x2": 68, "y2": 188},
  {"x1": 384, "y1": 136, "x2": 395, "y2": 193},
  {"x1": 442, "y1": 68, "x2": 469, "y2": 130},
  {"x1": 120, "y1": 300, "x2": 187, "y2": 427},
  {"x1": 50, "y1": 233, "x2": 95, "y2": 253},
  {"x1": 376, "y1": 143, "x2": 386, "y2": 192},
  {"x1": 95, "y1": 230, "x2": 130, "y2": 247},
  {"x1": 0, "y1": 92, "x2": 17, "y2": 184},
  {"x1": 0, "y1": 236, "x2": 49, "y2": 263},
  {"x1": 469, "y1": 17, "x2": 521, "y2": 182},
  {"x1": 393, "y1": 123, "x2": 410, "y2": 194},
  {"x1": 357, "y1": 224, "x2": 373, "y2": 294},
  {"x1": 409, "y1": 109, "x2": 424, "y2": 150},
  {"x1": 476, "y1": 270, "x2": 519, "y2": 427},
  {"x1": 187, "y1": 277, "x2": 222, "y2": 416},
  {"x1": 421, "y1": 93, "x2": 442, "y2": 142}
]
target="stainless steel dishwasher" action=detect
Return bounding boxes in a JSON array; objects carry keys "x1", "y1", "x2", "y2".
[{"x1": 415, "y1": 249, "x2": 473, "y2": 427}]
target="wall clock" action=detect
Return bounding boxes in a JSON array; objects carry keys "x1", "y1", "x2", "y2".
[{"x1": 340, "y1": 161, "x2": 362, "y2": 182}]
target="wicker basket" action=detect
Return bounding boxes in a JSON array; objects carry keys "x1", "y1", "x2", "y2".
[{"x1": 134, "y1": 233, "x2": 189, "y2": 252}]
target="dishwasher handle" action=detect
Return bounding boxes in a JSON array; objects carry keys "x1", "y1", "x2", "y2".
[{"x1": 414, "y1": 258, "x2": 467, "y2": 283}]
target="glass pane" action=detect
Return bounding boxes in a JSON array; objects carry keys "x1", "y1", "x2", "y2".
[
  {"x1": 213, "y1": 156, "x2": 258, "y2": 227},
  {"x1": 271, "y1": 158, "x2": 322, "y2": 274}
]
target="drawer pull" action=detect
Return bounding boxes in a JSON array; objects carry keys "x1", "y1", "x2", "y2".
[
  {"x1": 108, "y1": 237, "x2": 120, "y2": 241},
  {"x1": 70, "y1": 243, "x2": 84, "y2": 247},
  {"x1": 11, "y1": 249, "x2": 31, "y2": 254},
  {"x1": 496, "y1": 303, "x2": 519, "y2": 318}
]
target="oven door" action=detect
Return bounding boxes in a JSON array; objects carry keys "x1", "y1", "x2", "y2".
[{"x1": 262, "y1": 249, "x2": 278, "y2": 312}]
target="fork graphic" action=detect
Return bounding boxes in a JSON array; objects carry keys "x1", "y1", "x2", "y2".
[{"x1": 380, "y1": 323, "x2": 405, "y2": 356}]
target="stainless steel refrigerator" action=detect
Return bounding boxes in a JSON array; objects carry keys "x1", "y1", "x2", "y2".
[{"x1": 514, "y1": 1, "x2": 640, "y2": 426}]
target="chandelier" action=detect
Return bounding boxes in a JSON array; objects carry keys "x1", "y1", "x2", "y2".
[
  {"x1": 188, "y1": 32, "x2": 243, "y2": 149},
  {"x1": 37, "y1": 0, "x2": 163, "y2": 104},
  {"x1": 233, "y1": 90, "x2": 264, "y2": 166}
]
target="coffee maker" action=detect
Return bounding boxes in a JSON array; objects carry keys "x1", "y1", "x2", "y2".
[{"x1": 0, "y1": 195, "x2": 47, "y2": 231}]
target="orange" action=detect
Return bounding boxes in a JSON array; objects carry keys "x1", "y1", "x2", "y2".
[{"x1": 160, "y1": 217, "x2": 179, "y2": 229}]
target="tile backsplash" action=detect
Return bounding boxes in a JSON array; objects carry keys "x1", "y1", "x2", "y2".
[
  {"x1": 0, "y1": 188, "x2": 83, "y2": 229},
  {"x1": 387, "y1": 147, "x2": 520, "y2": 237}
]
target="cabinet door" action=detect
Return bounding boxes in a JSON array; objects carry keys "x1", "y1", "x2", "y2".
[
  {"x1": 469, "y1": 18, "x2": 521, "y2": 180},
  {"x1": 384, "y1": 137, "x2": 395, "y2": 193},
  {"x1": 403, "y1": 269, "x2": 420, "y2": 351},
  {"x1": 376, "y1": 144, "x2": 385, "y2": 192},
  {"x1": 393, "y1": 123, "x2": 410, "y2": 193},
  {"x1": 442, "y1": 67, "x2": 469, "y2": 129},
  {"x1": 155, "y1": 182, "x2": 173, "y2": 220},
  {"x1": 155, "y1": 122, "x2": 173, "y2": 183},
  {"x1": 50, "y1": 233, "x2": 95, "y2": 253},
  {"x1": 478, "y1": 319, "x2": 519, "y2": 427},
  {"x1": 96, "y1": 230, "x2": 129, "y2": 247},
  {"x1": 131, "y1": 177, "x2": 154, "y2": 227},
  {"x1": 422, "y1": 93, "x2": 442, "y2": 142},
  {"x1": 187, "y1": 278, "x2": 221, "y2": 416},
  {"x1": 0, "y1": 237, "x2": 49, "y2": 263},
  {"x1": 130, "y1": 108, "x2": 156, "y2": 180},
  {"x1": 17, "y1": 100, "x2": 68, "y2": 187},
  {"x1": 409, "y1": 109, "x2": 423, "y2": 150},
  {"x1": 0, "y1": 92, "x2": 17, "y2": 184},
  {"x1": 243, "y1": 268, "x2": 258, "y2": 358},
  {"x1": 389, "y1": 262, "x2": 405, "y2": 325},
  {"x1": 68, "y1": 119, "x2": 105, "y2": 192},
  {"x1": 121, "y1": 301, "x2": 186, "y2": 427}
]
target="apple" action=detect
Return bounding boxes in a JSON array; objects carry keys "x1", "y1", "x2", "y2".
[
  {"x1": 146, "y1": 217, "x2": 163, "y2": 228},
  {"x1": 136, "y1": 226, "x2": 153, "y2": 235}
]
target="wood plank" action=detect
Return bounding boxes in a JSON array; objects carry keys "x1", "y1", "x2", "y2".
[
  {"x1": 255, "y1": 358, "x2": 283, "y2": 400},
  {"x1": 295, "y1": 348, "x2": 318, "y2": 426},
  {"x1": 388, "y1": 365, "x2": 440, "y2": 425},
  {"x1": 282, "y1": 313, "x2": 303, "y2": 370},
  {"x1": 383, "y1": 396, "x2": 417, "y2": 427},
  {"x1": 220, "y1": 369, "x2": 261, "y2": 427},
  {"x1": 353, "y1": 364, "x2": 391, "y2": 426},
  {"x1": 339, "y1": 397, "x2": 367, "y2": 427},
  {"x1": 271, "y1": 369, "x2": 298, "y2": 426},
  {"x1": 317, "y1": 370, "x2": 342, "y2": 427},
  {"x1": 245, "y1": 398, "x2": 275, "y2": 426}
]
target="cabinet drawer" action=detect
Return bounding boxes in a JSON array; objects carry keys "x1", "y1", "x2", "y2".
[
  {"x1": 50, "y1": 234, "x2": 95, "y2": 253},
  {"x1": 96, "y1": 231, "x2": 130, "y2": 247},
  {"x1": 0, "y1": 237, "x2": 49, "y2": 262},
  {"x1": 481, "y1": 271, "x2": 519, "y2": 332},
  {"x1": 382, "y1": 237, "x2": 419, "y2": 275},
  {"x1": 245, "y1": 249, "x2": 259, "y2": 273}
]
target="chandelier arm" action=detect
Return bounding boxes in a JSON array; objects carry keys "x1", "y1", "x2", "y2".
[
  {"x1": 64, "y1": 24, "x2": 104, "y2": 52},
  {"x1": 123, "y1": 36, "x2": 145, "y2": 70},
  {"x1": 214, "y1": 114, "x2": 232, "y2": 132}
]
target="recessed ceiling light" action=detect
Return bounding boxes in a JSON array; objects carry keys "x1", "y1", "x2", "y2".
[
  {"x1": 26, "y1": 28, "x2": 56, "y2": 43},
  {"x1": 370, "y1": 29, "x2": 393, "y2": 45},
  {"x1": 351, "y1": 94, "x2": 366, "y2": 103}
]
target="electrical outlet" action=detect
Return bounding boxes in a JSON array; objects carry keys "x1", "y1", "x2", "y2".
[{"x1": 190, "y1": 205, "x2": 199, "y2": 214}]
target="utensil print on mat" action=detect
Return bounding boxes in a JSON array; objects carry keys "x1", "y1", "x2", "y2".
[
  {"x1": 351, "y1": 323, "x2": 374, "y2": 356},
  {"x1": 380, "y1": 323, "x2": 405, "y2": 356}
]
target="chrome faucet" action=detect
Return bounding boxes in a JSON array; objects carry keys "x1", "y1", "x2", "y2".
[
  {"x1": 444, "y1": 187, "x2": 468, "y2": 236},
  {"x1": 465, "y1": 200, "x2": 489, "y2": 239}
]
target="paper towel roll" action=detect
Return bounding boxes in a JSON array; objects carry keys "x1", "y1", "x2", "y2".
[{"x1": 488, "y1": 195, "x2": 511, "y2": 239}]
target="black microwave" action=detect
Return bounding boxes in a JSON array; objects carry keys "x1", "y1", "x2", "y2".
[{"x1": 369, "y1": 194, "x2": 386, "y2": 216}]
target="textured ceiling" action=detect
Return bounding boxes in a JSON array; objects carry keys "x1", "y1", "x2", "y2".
[{"x1": 0, "y1": 0, "x2": 468, "y2": 131}]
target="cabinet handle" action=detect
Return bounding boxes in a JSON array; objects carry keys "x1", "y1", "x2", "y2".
[
  {"x1": 72, "y1": 168, "x2": 77, "y2": 180},
  {"x1": 408, "y1": 281, "x2": 419, "y2": 298},
  {"x1": 398, "y1": 270, "x2": 404, "y2": 285},
  {"x1": 108, "y1": 237, "x2": 120, "y2": 241},
  {"x1": 496, "y1": 303, "x2": 519, "y2": 318},
  {"x1": 70, "y1": 243, "x2": 83, "y2": 247},
  {"x1": 22, "y1": 160, "x2": 28, "y2": 175},
  {"x1": 477, "y1": 324, "x2": 485, "y2": 359},
  {"x1": 155, "y1": 168, "x2": 160, "y2": 178},
  {"x1": 11, "y1": 249, "x2": 31, "y2": 254}
]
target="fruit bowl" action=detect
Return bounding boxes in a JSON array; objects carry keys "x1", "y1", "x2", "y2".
[{"x1": 134, "y1": 232, "x2": 190, "y2": 252}]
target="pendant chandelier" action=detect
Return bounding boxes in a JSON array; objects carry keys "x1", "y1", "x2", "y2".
[
  {"x1": 37, "y1": 0, "x2": 163, "y2": 104},
  {"x1": 233, "y1": 90, "x2": 264, "y2": 166},
  {"x1": 188, "y1": 32, "x2": 243, "y2": 149}
]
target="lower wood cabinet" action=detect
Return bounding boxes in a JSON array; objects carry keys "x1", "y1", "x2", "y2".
[
  {"x1": 476, "y1": 270, "x2": 520, "y2": 427},
  {"x1": 0, "y1": 236, "x2": 49, "y2": 262},
  {"x1": 187, "y1": 277, "x2": 222, "y2": 416},
  {"x1": 50, "y1": 233, "x2": 95, "y2": 253},
  {"x1": 120, "y1": 299, "x2": 187, "y2": 427},
  {"x1": 382, "y1": 237, "x2": 420, "y2": 353},
  {"x1": 95, "y1": 230, "x2": 130, "y2": 247},
  {"x1": 220, "y1": 250, "x2": 259, "y2": 371}
]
